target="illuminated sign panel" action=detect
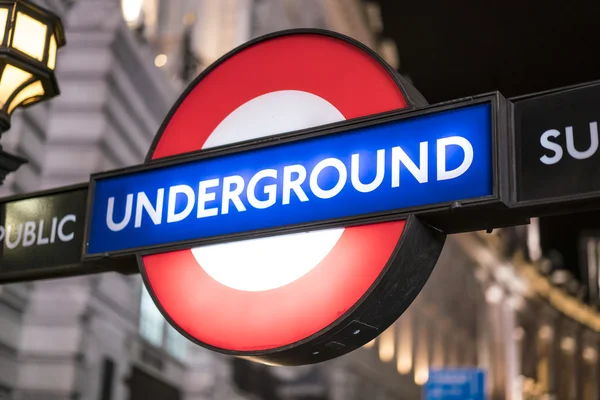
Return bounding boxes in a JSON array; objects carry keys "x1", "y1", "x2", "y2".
[{"x1": 86, "y1": 102, "x2": 493, "y2": 257}]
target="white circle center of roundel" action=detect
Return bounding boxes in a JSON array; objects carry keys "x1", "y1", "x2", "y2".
[{"x1": 191, "y1": 90, "x2": 346, "y2": 292}]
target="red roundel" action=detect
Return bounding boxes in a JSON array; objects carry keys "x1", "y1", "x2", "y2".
[{"x1": 141, "y1": 31, "x2": 414, "y2": 356}]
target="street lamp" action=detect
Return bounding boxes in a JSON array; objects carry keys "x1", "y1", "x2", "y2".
[{"x1": 0, "y1": 0, "x2": 65, "y2": 182}]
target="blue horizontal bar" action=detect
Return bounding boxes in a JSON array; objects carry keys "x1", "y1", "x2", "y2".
[{"x1": 86, "y1": 102, "x2": 493, "y2": 256}]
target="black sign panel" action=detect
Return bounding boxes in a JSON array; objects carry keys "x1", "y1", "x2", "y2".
[
  {"x1": 0, "y1": 184, "x2": 137, "y2": 283},
  {"x1": 0, "y1": 185, "x2": 86, "y2": 271},
  {"x1": 514, "y1": 81, "x2": 600, "y2": 204}
]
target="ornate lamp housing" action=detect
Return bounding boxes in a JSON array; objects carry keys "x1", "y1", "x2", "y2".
[{"x1": 0, "y1": 0, "x2": 65, "y2": 133}]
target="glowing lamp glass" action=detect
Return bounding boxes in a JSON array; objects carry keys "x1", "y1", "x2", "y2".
[
  {"x1": 0, "y1": 1, "x2": 65, "y2": 132},
  {"x1": 21, "y1": 96, "x2": 38, "y2": 105},
  {"x1": 0, "y1": 8, "x2": 8, "y2": 44},
  {"x1": 0, "y1": 64, "x2": 31, "y2": 106},
  {"x1": 8, "y1": 80, "x2": 43, "y2": 113},
  {"x1": 12, "y1": 11, "x2": 47, "y2": 61},
  {"x1": 47, "y1": 35, "x2": 56, "y2": 69}
]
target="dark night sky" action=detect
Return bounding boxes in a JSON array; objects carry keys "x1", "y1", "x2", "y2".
[{"x1": 376, "y1": 0, "x2": 600, "y2": 103}]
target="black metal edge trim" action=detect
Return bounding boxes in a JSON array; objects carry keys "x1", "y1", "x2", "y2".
[
  {"x1": 137, "y1": 215, "x2": 445, "y2": 365},
  {"x1": 81, "y1": 177, "x2": 97, "y2": 261},
  {"x1": 511, "y1": 189, "x2": 600, "y2": 209},
  {"x1": 392, "y1": 71, "x2": 429, "y2": 107},
  {"x1": 493, "y1": 92, "x2": 511, "y2": 205},
  {"x1": 508, "y1": 98, "x2": 519, "y2": 206},
  {"x1": 489, "y1": 94, "x2": 500, "y2": 200},
  {"x1": 509, "y1": 79, "x2": 600, "y2": 102}
]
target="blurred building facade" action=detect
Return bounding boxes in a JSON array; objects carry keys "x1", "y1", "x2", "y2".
[
  {"x1": 495, "y1": 219, "x2": 600, "y2": 400},
  {"x1": 1, "y1": 1, "x2": 600, "y2": 400}
]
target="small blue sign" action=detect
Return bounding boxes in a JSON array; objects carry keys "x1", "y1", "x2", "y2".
[
  {"x1": 86, "y1": 103, "x2": 493, "y2": 256},
  {"x1": 425, "y1": 368, "x2": 486, "y2": 400}
]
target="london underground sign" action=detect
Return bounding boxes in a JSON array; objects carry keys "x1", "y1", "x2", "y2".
[
  {"x1": 82, "y1": 29, "x2": 513, "y2": 366},
  {"x1": 84, "y1": 30, "x2": 468, "y2": 365},
  {"x1": 78, "y1": 29, "x2": 512, "y2": 366}
]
